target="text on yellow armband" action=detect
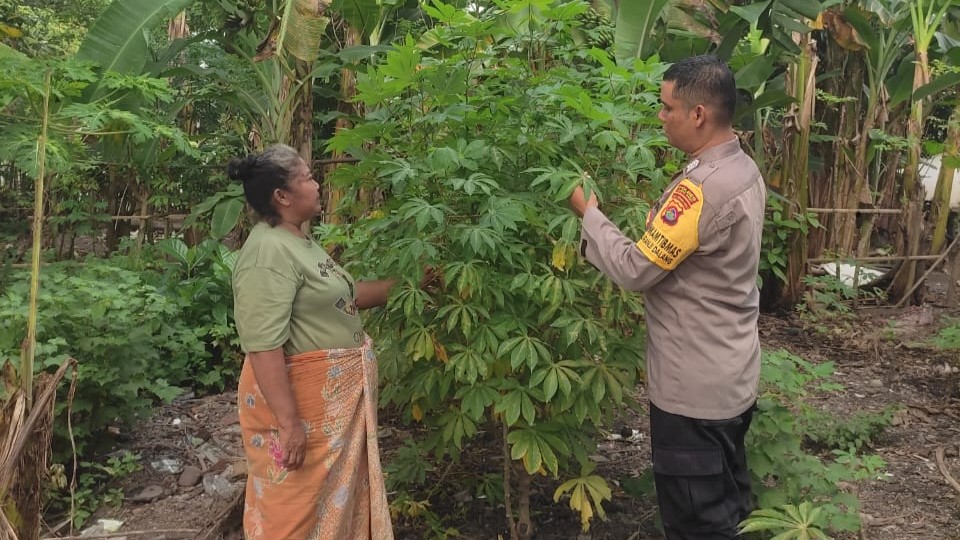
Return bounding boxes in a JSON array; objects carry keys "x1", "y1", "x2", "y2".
[{"x1": 635, "y1": 178, "x2": 703, "y2": 270}]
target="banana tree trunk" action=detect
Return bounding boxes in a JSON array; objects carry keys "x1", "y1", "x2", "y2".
[
  {"x1": 291, "y1": 59, "x2": 315, "y2": 164},
  {"x1": 781, "y1": 33, "x2": 817, "y2": 303},
  {"x1": 836, "y1": 88, "x2": 879, "y2": 256},
  {"x1": 931, "y1": 104, "x2": 960, "y2": 255},
  {"x1": 855, "y1": 105, "x2": 890, "y2": 257},
  {"x1": 891, "y1": 49, "x2": 934, "y2": 301},
  {"x1": 819, "y1": 52, "x2": 862, "y2": 257},
  {"x1": 324, "y1": 24, "x2": 361, "y2": 225},
  {"x1": 874, "y1": 125, "x2": 905, "y2": 243},
  {"x1": 291, "y1": 58, "x2": 315, "y2": 235}
]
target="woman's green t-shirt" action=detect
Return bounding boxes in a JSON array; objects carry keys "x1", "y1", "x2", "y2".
[{"x1": 232, "y1": 222, "x2": 364, "y2": 355}]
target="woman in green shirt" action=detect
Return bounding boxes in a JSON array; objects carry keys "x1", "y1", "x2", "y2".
[{"x1": 229, "y1": 144, "x2": 403, "y2": 540}]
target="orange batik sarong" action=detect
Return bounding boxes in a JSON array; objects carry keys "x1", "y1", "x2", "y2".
[{"x1": 237, "y1": 338, "x2": 394, "y2": 540}]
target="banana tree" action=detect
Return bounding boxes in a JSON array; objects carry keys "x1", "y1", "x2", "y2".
[
  {"x1": 780, "y1": 29, "x2": 819, "y2": 303},
  {"x1": 931, "y1": 105, "x2": 960, "y2": 255},
  {"x1": 201, "y1": 0, "x2": 428, "y2": 230},
  {"x1": 890, "y1": 0, "x2": 952, "y2": 299},
  {"x1": 77, "y1": 0, "x2": 195, "y2": 98},
  {"x1": 829, "y1": 3, "x2": 909, "y2": 258},
  {"x1": 324, "y1": 0, "x2": 405, "y2": 223},
  {"x1": 73, "y1": 0, "x2": 200, "y2": 251}
]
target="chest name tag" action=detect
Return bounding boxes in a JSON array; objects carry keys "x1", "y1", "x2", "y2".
[{"x1": 636, "y1": 178, "x2": 703, "y2": 271}]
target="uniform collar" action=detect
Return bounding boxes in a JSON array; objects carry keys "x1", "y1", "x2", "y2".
[{"x1": 691, "y1": 137, "x2": 741, "y2": 166}]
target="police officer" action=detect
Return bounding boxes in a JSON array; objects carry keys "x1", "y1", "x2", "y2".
[{"x1": 569, "y1": 55, "x2": 766, "y2": 539}]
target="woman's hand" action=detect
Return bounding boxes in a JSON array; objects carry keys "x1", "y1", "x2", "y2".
[
  {"x1": 420, "y1": 265, "x2": 443, "y2": 291},
  {"x1": 248, "y1": 349, "x2": 306, "y2": 470},
  {"x1": 279, "y1": 421, "x2": 307, "y2": 470}
]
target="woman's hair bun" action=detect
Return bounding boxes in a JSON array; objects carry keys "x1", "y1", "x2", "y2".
[{"x1": 226, "y1": 154, "x2": 258, "y2": 182}]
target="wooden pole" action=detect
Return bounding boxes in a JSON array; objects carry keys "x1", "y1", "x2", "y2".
[
  {"x1": 947, "y1": 244, "x2": 960, "y2": 307},
  {"x1": 890, "y1": 199, "x2": 925, "y2": 302},
  {"x1": 895, "y1": 233, "x2": 960, "y2": 307}
]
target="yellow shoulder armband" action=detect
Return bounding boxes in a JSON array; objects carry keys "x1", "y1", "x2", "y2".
[{"x1": 636, "y1": 178, "x2": 703, "y2": 270}]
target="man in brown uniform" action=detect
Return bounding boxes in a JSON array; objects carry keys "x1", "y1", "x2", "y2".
[{"x1": 570, "y1": 55, "x2": 766, "y2": 539}]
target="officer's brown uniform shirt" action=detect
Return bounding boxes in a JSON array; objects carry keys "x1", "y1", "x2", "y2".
[{"x1": 580, "y1": 138, "x2": 765, "y2": 420}]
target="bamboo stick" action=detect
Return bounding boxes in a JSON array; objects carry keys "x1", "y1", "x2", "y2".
[
  {"x1": 807, "y1": 254, "x2": 943, "y2": 263},
  {"x1": 805, "y1": 208, "x2": 902, "y2": 214}
]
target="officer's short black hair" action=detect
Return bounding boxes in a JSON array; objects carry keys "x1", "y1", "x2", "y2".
[{"x1": 663, "y1": 55, "x2": 737, "y2": 125}]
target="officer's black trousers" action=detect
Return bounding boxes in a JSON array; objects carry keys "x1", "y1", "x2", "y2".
[{"x1": 649, "y1": 403, "x2": 755, "y2": 540}]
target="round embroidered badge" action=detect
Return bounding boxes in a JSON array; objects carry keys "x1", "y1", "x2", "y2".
[{"x1": 661, "y1": 206, "x2": 681, "y2": 226}]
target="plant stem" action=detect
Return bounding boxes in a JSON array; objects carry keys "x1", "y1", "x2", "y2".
[
  {"x1": 503, "y1": 419, "x2": 519, "y2": 540},
  {"x1": 517, "y1": 466, "x2": 533, "y2": 539},
  {"x1": 22, "y1": 70, "x2": 51, "y2": 407}
]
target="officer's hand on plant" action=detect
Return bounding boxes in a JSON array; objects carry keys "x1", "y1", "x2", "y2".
[{"x1": 569, "y1": 185, "x2": 599, "y2": 218}]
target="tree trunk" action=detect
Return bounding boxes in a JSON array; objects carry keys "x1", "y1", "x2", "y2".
[
  {"x1": 168, "y1": 10, "x2": 189, "y2": 41},
  {"x1": 837, "y1": 93, "x2": 878, "y2": 256},
  {"x1": 291, "y1": 59, "x2": 315, "y2": 164},
  {"x1": 947, "y1": 246, "x2": 960, "y2": 307},
  {"x1": 1, "y1": 362, "x2": 75, "y2": 540},
  {"x1": 104, "y1": 166, "x2": 120, "y2": 254},
  {"x1": 870, "y1": 107, "x2": 908, "y2": 244},
  {"x1": 891, "y1": 48, "x2": 934, "y2": 301},
  {"x1": 931, "y1": 104, "x2": 959, "y2": 255},
  {"x1": 324, "y1": 24, "x2": 361, "y2": 224},
  {"x1": 823, "y1": 55, "x2": 863, "y2": 257},
  {"x1": 290, "y1": 58, "x2": 315, "y2": 235},
  {"x1": 517, "y1": 467, "x2": 533, "y2": 540},
  {"x1": 135, "y1": 184, "x2": 150, "y2": 251},
  {"x1": 502, "y1": 421, "x2": 520, "y2": 540},
  {"x1": 781, "y1": 33, "x2": 817, "y2": 304}
]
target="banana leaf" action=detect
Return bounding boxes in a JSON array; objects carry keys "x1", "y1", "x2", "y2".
[
  {"x1": 77, "y1": 0, "x2": 195, "y2": 85},
  {"x1": 277, "y1": 0, "x2": 331, "y2": 62},
  {"x1": 614, "y1": 0, "x2": 670, "y2": 66}
]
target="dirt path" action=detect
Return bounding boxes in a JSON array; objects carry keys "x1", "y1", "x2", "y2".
[{"x1": 64, "y1": 307, "x2": 960, "y2": 540}]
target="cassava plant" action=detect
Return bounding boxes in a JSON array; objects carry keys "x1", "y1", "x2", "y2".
[{"x1": 328, "y1": 0, "x2": 673, "y2": 535}]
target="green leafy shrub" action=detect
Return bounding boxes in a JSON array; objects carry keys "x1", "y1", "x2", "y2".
[
  {"x1": 740, "y1": 502, "x2": 832, "y2": 540},
  {"x1": 46, "y1": 451, "x2": 142, "y2": 528},
  {"x1": 0, "y1": 261, "x2": 207, "y2": 457},
  {"x1": 796, "y1": 274, "x2": 885, "y2": 322},
  {"x1": 332, "y1": 0, "x2": 670, "y2": 530},
  {"x1": 932, "y1": 317, "x2": 960, "y2": 350},
  {"x1": 154, "y1": 238, "x2": 243, "y2": 391},
  {"x1": 806, "y1": 406, "x2": 896, "y2": 452},
  {"x1": 621, "y1": 350, "x2": 889, "y2": 535},
  {"x1": 760, "y1": 195, "x2": 820, "y2": 287},
  {"x1": 750, "y1": 350, "x2": 889, "y2": 533},
  {"x1": 106, "y1": 238, "x2": 244, "y2": 392}
]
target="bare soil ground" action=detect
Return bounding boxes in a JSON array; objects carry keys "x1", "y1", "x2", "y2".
[{"x1": 50, "y1": 303, "x2": 960, "y2": 540}]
